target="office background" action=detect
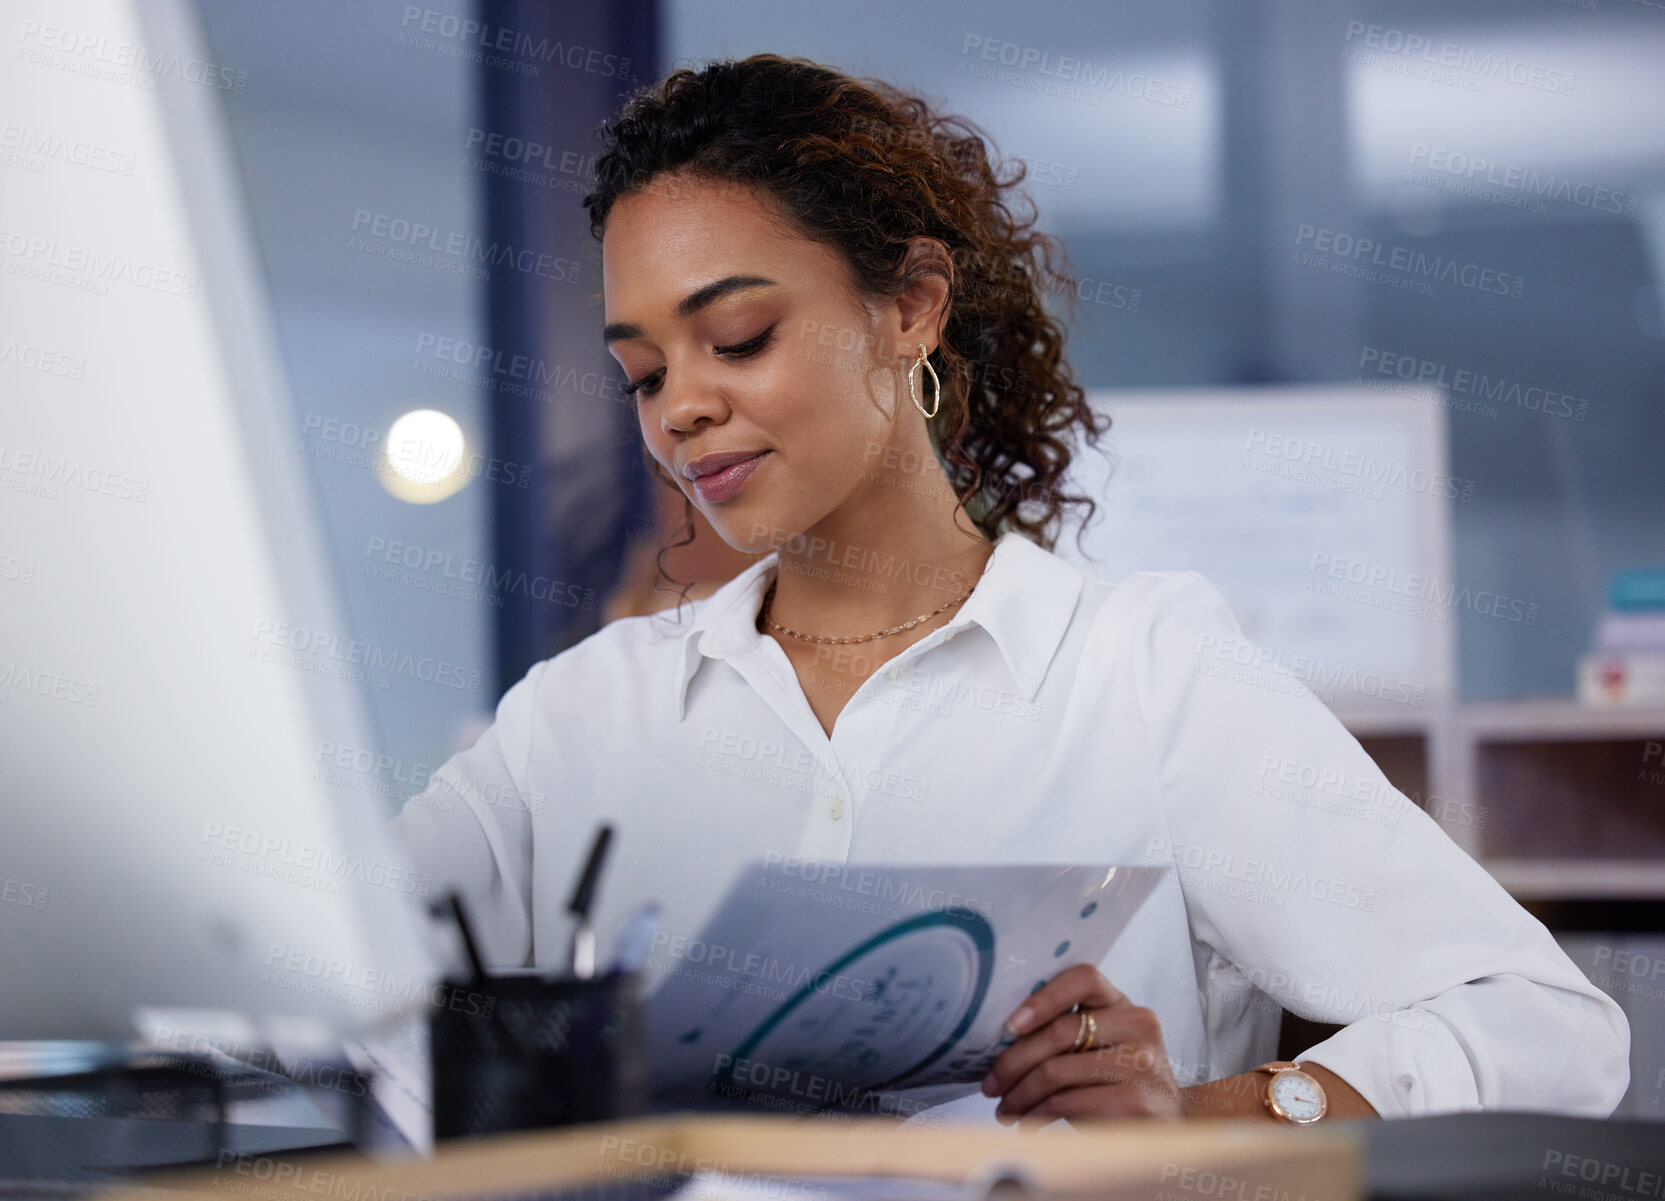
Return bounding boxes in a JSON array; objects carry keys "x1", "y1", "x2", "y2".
[
  {"x1": 191, "y1": 0, "x2": 1665, "y2": 750},
  {"x1": 185, "y1": 0, "x2": 1665, "y2": 1112}
]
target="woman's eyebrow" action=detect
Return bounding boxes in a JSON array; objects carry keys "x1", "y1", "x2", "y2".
[{"x1": 603, "y1": 275, "x2": 778, "y2": 344}]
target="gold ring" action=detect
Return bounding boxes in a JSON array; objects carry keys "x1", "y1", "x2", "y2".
[
  {"x1": 1070, "y1": 1010, "x2": 1090, "y2": 1054},
  {"x1": 1080, "y1": 1012, "x2": 1097, "y2": 1054}
]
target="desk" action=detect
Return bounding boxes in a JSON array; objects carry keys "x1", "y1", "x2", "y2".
[
  {"x1": 86, "y1": 1114, "x2": 1357, "y2": 1201},
  {"x1": 2, "y1": 1110, "x2": 1657, "y2": 1200}
]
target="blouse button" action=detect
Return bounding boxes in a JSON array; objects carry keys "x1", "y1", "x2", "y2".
[{"x1": 829, "y1": 797, "x2": 845, "y2": 820}]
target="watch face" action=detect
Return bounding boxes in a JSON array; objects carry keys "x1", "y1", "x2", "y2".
[{"x1": 1271, "y1": 1071, "x2": 1326, "y2": 1122}]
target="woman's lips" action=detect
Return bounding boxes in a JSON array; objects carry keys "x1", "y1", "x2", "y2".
[{"x1": 692, "y1": 451, "x2": 769, "y2": 503}]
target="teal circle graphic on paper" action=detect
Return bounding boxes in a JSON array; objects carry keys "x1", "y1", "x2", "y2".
[{"x1": 711, "y1": 906, "x2": 995, "y2": 1104}]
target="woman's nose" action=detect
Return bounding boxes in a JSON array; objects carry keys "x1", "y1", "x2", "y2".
[{"x1": 659, "y1": 366, "x2": 729, "y2": 434}]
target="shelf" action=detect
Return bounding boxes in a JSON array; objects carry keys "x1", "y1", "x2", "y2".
[
  {"x1": 1330, "y1": 702, "x2": 1447, "y2": 738},
  {"x1": 1484, "y1": 860, "x2": 1665, "y2": 901},
  {"x1": 1326, "y1": 699, "x2": 1665, "y2": 900},
  {"x1": 1336, "y1": 698, "x2": 1665, "y2": 741},
  {"x1": 1455, "y1": 699, "x2": 1665, "y2": 742}
]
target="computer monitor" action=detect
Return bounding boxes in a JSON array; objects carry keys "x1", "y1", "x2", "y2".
[{"x1": 0, "y1": 0, "x2": 444, "y2": 1043}]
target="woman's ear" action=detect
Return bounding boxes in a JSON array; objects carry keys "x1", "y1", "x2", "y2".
[{"x1": 892, "y1": 236, "x2": 954, "y2": 351}]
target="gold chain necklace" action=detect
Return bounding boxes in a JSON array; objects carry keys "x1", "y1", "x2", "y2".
[{"x1": 759, "y1": 555, "x2": 991, "y2": 645}]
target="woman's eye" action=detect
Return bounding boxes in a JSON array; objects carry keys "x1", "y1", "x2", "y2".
[
  {"x1": 715, "y1": 324, "x2": 777, "y2": 358},
  {"x1": 622, "y1": 370, "x2": 663, "y2": 399},
  {"x1": 621, "y1": 325, "x2": 776, "y2": 400}
]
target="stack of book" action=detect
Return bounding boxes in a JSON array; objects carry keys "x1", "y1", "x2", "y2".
[{"x1": 1578, "y1": 570, "x2": 1665, "y2": 706}]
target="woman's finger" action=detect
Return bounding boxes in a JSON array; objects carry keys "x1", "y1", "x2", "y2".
[
  {"x1": 990, "y1": 1046, "x2": 1107, "y2": 1123},
  {"x1": 979, "y1": 986, "x2": 1152, "y2": 1099},
  {"x1": 1002, "y1": 963, "x2": 1127, "y2": 1039},
  {"x1": 993, "y1": 1005, "x2": 1161, "y2": 1117},
  {"x1": 1016, "y1": 1082, "x2": 1173, "y2": 1128},
  {"x1": 981, "y1": 1008, "x2": 1087, "y2": 1098}
]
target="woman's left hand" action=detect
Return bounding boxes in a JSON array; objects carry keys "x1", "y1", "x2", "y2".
[{"x1": 980, "y1": 963, "x2": 1185, "y2": 1126}]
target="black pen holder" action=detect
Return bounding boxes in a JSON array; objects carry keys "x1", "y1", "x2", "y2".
[{"x1": 430, "y1": 970, "x2": 648, "y2": 1141}]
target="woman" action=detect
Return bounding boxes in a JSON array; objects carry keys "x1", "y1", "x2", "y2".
[{"x1": 393, "y1": 54, "x2": 1627, "y2": 1127}]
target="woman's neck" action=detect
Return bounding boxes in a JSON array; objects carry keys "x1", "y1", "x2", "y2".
[{"x1": 759, "y1": 464, "x2": 995, "y2": 643}]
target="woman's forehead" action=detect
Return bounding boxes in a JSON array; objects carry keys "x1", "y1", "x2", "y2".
[
  {"x1": 604, "y1": 177, "x2": 777, "y2": 255},
  {"x1": 600, "y1": 182, "x2": 835, "y2": 313}
]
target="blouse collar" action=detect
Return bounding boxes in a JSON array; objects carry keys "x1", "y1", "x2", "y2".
[{"x1": 669, "y1": 528, "x2": 1084, "y2": 720}]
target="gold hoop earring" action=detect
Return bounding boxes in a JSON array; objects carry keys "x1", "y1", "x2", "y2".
[{"x1": 908, "y1": 343, "x2": 940, "y2": 419}]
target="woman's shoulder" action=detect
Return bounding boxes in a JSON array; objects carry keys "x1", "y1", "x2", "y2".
[
  {"x1": 540, "y1": 596, "x2": 712, "y2": 674},
  {"x1": 1059, "y1": 565, "x2": 1252, "y2": 710},
  {"x1": 1074, "y1": 565, "x2": 1242, "y2": 642},
  {"x1": 997, "y1": 533, "x2": 1232, "y2": 634},
  {"x1": 508, "y1": 576, "x2": 758, "y2": 708}
]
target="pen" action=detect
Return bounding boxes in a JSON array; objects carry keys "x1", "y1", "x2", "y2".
[
  {"x1": 565, "y1": 824, "x2": 613, "y2": 980},
  {"x1": 440, "y1": 892, "x2": 487, "y2": 984}
]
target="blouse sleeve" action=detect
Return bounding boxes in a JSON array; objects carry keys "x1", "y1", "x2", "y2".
[
  {"x1": 388, "y1": 659, "x2": 549, "y2": 970},
  {"x1": 1131, "y1": 569, "x2": 1629, "y2": 1117}
]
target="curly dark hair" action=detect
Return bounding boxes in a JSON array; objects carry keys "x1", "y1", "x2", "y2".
[{"x1": 581, "y1": 53, "x2": 1109, "y2": 603}]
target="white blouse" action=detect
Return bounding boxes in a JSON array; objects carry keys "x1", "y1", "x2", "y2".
[{"x1": 390, "y1": 528, "x2": 1629, "y2": 1121}]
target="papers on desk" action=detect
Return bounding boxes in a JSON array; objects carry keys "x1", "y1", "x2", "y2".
[{"x1": 643, "y1": 861, "x2": 1161, "y2": 1119}]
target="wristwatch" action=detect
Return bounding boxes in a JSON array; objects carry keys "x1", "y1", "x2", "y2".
[{"x1": 1253, "y1": 1060, "x2": 1327, "y2": 1125}]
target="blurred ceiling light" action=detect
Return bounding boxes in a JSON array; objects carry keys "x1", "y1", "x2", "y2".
[{"x1": 379, "y1": 408, "x2": 468, "y2": 503}]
